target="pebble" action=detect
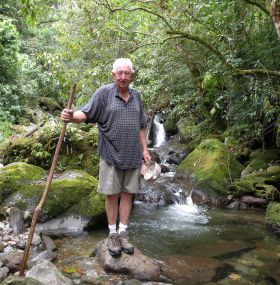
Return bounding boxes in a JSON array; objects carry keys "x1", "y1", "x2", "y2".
[
  {"x1": 31, "y1": 233, "x2": 42, "y2": 246},
  {"x1": 17, "y1": 239, "x2": 26, "y2": 250}
]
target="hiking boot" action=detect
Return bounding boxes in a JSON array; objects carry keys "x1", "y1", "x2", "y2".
[
  {"x1": 107, "y1": 233, "x2": 121, "y2": 257},
  {"x1": 119, "y1": 231, "x2": 134, "y2": 254}
]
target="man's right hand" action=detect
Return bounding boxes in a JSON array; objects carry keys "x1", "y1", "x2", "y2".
[{"x1": 61, "y1": 109, "x2": 73, "y2": 122}]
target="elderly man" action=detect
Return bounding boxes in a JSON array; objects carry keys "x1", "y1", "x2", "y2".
[{"x1": 61, "y1": 58, "x2": 151, "y2": 257}]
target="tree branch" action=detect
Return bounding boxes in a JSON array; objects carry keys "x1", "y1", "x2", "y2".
[
  {"x1": 234, "y1": 68, "x2": 280, "y2": 78},
  {"x1": 166, "y1": 30, "x2": 235, "y2": 71},
  {"x1": 242, "y1": 0, "x2": 270, "y2": 15},
  {"x1": 108, "y1": 7, "x2": 174, "y2": 31}
]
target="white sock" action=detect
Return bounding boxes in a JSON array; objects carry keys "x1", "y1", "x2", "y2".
[
  {"x1": 108, "y1": 224, "x2": 117, "y2": 235},
  {"x1": 118, "y1": 223, "x2": 128, "y2": 234}
]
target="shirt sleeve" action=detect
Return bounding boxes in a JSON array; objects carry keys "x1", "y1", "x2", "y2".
[{"x1": 79, "y1": 89, "x2": 104, "y2": 124}]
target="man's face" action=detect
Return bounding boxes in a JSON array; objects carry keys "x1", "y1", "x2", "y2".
[{"x1": 112, "y1": 65, "x2": 133, "y2": 90}]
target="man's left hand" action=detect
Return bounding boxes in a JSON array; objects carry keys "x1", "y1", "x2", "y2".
[{"x1": 143, "y1": 149, "x2": 151, "y2": 164}]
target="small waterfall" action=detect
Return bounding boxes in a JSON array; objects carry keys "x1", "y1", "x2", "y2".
[{"x1": 153, "y1": 113, "x2": 166, "y2": 148}]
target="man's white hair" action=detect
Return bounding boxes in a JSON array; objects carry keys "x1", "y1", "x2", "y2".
[{"x1": 112, "y1": 58, "x2": 135, "y2": 73}]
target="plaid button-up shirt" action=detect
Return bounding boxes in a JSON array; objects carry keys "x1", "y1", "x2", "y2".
[{"x1": 80, "y1": 83, "x2": 147, "y2": 169}]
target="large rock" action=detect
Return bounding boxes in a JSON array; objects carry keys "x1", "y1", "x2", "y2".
[
  {"x1": 1, "y1": 163, "x2": 105, "y2": 223},
  {"x1": 36, "y1": 214, "x2": 91, "y2": 236},
  {"x1": 174, "y1": 139, "x2": 244, "y2": 203},
  {"x1": 26, "y1": 259, "x2": 73, "y2": 285},
  {"x1": 0, "y1": 162, "x2": 46, "y2": 203},
  {"x1": 232, "y1": 165, "x2": 280, "y2": 201},
  {"x1": 95, "y1": 239, "x2": 161, "y2": 281},
  {"x1": 266, "y1": 202, "x2": 280, "y2": 236},
  {"x1": 176, "y1": 117, "x2": 223, "y2": 152},
  {"x1": 241, "y1": 148, "x2": 280, "y2": 177},
  {"x1": 37, "y1": 97, "x2": 62, "y2": 113}
]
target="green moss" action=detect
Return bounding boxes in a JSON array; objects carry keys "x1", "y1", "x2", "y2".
[
  {"x1": 176, "y1": 116, "x2": 198, "y2": 143},
  {"x1": 79, "y1": 188, "x2": 105, "y2": 217},
  {"x1": 177, "y1": 118, "x2": 224, "y2": 152},
  {"x1": 232, "y1": 166, "x2": 280, "y2": 199},
  {"x1": 1, "y1": 137, "x2": 37, "y2": 165},
  {"x1": 248, "y1": 149, "x2": 280, "y2": 171},
  {"x1": 38, "y1": 96, "x2": 62, "y2": 112},
  {"x1": 0, "y1": 162, "x2": 46, "y2": 202},
  {"x1": 41, "y1": 171, "x2": 99, "y2": 219},
  {"x1": 177, "y1": 139, "x2": 244, "y2": 196},
  {"x1": 164, "y1": 112, "x2": 178, "y2": 136},
  {"x1": 266, "y1": 202, "x2": 280, "y2": 224}
]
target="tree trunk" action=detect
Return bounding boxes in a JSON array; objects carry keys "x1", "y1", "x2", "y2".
[{"x1": 270, "y1": 0, "x2": 280, "y2": 40}]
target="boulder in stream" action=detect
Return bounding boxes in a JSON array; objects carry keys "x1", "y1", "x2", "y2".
[
  {"x1": 1, "y1": 163, "x2": 105, "y2": 225},
  {"x1": 174, "y1": 138, "x2": 244, "y2": 204},
  {"x1": 266, "y1": 202, "x2": 280, "y2": 236},
  {"x1": 94, "y1": 238, "x2": 161, "y2": 281}
]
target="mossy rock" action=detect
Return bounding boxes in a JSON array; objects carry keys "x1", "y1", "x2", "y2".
[
  {"x1": 0, "y1": 124, "x2": 99, "y2": 177},
  {"x1": 242, "y1": 149, "x2": 280, "y2": 175},
  {"x1": 0, "y1": 163, "x2": 104, "y2": 222},
  {"x1": 266, "y1": 202, "x2": 280, "y2": 236},
  {"x1": 0, "y1": 162, "x2": 46, "y2": 203},
  {"x1": 38, "y1": 96, "x2": 62, "y2": 113},
  {"x1": 164, "y1": 112, "x2": 178, "y2": 136},
  {"x1": 266, "y1": 202, "x2": 280, "y2": 224},
  {"x1": 176, "y1": 116, "x2": 198, "y2": 143},
  {"x1": 175, "y1": 138, "x2": 244, "y2": 198},
  {"x1": 177, "y1": 117, "x2": 224, "y2": 152},
  {"x1": 11, "y1": 170, "x2": 104, "y2": 222},
  {"x1": 232, "y1": 165, "x2": 280, "y2": 200}
]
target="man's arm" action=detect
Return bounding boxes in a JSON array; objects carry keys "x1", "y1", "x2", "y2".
[
  {"x1": 140, "y1": 128, "x2": 151, "y2": 163},
  {"x1": 61, "y1": 109, "x2": 87, "y2": 123}
]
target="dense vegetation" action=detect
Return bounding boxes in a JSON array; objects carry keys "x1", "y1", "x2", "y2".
[{"x1": 1, "y1": 0, "x2": 280, "y2": 149}]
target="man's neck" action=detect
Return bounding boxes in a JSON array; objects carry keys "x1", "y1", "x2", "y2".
[{"x1": 117, "y1": 87, "x2": 130, "y2": 101}]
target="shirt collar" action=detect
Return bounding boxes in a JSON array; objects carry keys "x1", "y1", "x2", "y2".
[{"x1": 113, "y1": 84, "x2": 134, "y2": 102}]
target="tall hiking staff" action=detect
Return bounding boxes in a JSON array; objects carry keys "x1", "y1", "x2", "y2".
[{"x1": 19, "y1": 83, "x2": 77, "y2": 276}]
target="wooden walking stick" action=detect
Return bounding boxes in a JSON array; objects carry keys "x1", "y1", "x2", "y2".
[{"x1": 19, "y1": 83, "x2": 77, "y2": 276}]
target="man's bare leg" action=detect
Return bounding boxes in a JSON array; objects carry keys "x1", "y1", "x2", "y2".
[
  {"x1": 105, "y1": 194, "x2": 120, "y2": 226},
  {"x1": 119, "y1": 192, "x2": 134, "y2": 254},
  {"x1": 119, "y1": 192, "x2": 133, "y2": 225}
]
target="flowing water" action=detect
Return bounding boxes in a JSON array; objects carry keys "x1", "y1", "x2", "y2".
[
  {"x1": 55, "y1": 201, "x2": 280, "y2": 285},
  {"x1": 153, "y1": 113, "x2": 166, "y2": 148}
]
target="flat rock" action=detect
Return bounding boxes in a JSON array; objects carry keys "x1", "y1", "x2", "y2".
[
  {"x1": 95, "y1": 239, "x2": 161, "y2": 281},
  {"x1": 26, "y1": 259, "x2": 73, "y2": 285}
]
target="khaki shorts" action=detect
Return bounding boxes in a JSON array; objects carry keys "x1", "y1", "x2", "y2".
[{"x1": 98, "y1": 157, "x2": 141, "y2": 195}]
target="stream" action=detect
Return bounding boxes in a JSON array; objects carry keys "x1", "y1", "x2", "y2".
[
  {"x1": 55, "y1": 204, "x2": 280, "y2": 285},
  {"x1": 54, "y1": 115, "x2": 280, "y2": 285}
]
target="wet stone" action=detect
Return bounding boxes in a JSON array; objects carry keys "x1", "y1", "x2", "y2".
[
  {"x1": 95, "y1": 239, "x2": 161, "y2": 281},
  {"x1": 9, "y1": 207, "x2": 25, "y2": 235}
]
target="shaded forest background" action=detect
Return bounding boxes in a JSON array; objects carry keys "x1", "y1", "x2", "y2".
[{"x1": 1, "y1": 0, "x2": 280, "y2": 150}]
